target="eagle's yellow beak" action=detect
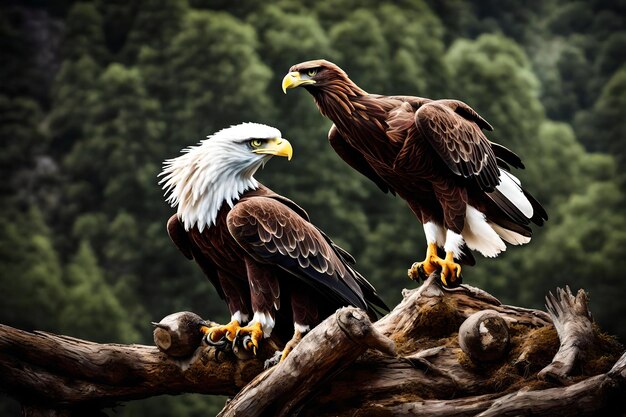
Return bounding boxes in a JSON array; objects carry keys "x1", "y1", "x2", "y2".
[
  {"x1": 282, "y1": 71, "x2": 315, "y2": 94},
  {"x1": 253, "y1": 138, "x2": 293, "y2": 161}
]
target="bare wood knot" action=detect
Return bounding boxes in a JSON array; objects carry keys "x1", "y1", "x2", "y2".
[
  {"x1": 152, "y1": 311, "x2": 209, "y2": 357},
  {"x1": 459, "y1": 309, "x2": 510, "y2": 362}
]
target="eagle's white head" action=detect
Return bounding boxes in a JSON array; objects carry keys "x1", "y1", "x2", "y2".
[{"x1": 159, "y1": 123, "x2": 293, "y2": 232}]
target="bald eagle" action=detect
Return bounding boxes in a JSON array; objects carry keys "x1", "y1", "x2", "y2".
[
  {"x1": 160, "y1": 122, "x2": 387, "y2": 358},
  {"x1": 283, "y1": 60, "x2": 547, "y2": 287}
]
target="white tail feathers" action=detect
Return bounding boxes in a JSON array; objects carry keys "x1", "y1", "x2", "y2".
[
  {"x1": 462, "y1": 205, "x2": 506, "y2": 257},
  {"x1": 461, "y1": 204, "x2": 532, "y2": 258},
  {"x1": 427, "y1": 170, "x2": 536, "y2": 259},
  {"x1": 490, "y1": 223, "x2": 531, "y2": 245}
]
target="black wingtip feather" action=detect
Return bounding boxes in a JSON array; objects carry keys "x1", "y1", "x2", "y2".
[
  {"x1": 491, "y1": 142, "x2": 525, "y2": 170},
  {"x1": 524, "y1": 190, "x2": 548, "y2": 224},
  {"x1": 486, "y1": 189, "x2": 532, "y2": 226}
]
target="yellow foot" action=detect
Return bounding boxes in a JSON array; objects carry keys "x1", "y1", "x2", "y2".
[
  {"x1": 408, "y1": 243, "x2": 462, "y2": 288},
  {"x1": 438, "y1": 254, "x2": 462, "y2": 288},
  {"x1": 408, "y1": 243, "x2": 439, "y2": 281},
  {"x1": 235, "y1": 322, "x2": 264, "y2": 355},
  {"x1": 204, "y1": 320, "x2": 241, "y2": 344},
  {"x1": 279, "y1": 328, "x2": 305, "y2": 362}
]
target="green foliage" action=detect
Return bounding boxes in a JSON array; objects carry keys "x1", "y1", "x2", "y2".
[
  {"x1": 446, "y1": 34, "x2": 543, "y2": 147},
  {"x1": 48, "y1": 56, "x2": 101, "y2": 154},
  {"x1": 62, "y1": 2, "x2": 109, "y2": 64},
  {"x1": 60, "y1": 240, "x2": 140, "y2": 343},
  {"x1": 64, "y1": 63, "x2": 164, "y2": 217},
  {"x1": 2, "y1": 1, "x2": 626, "y2": 415},
  {"x1": 546, "y1": 2, "x2": 592, "y2": 36},
  {"x1": 576, "y1": 65, "x2": 626, "y2": 170},
  {"x1": 121, "y1": 0, "x2": 188, "y2": 63},
  {"x1": 330, "y1": 10, "x2": 390, "y2": 92},
  {"x1": 0, "y1": 207, "x2": 65, "y2": 332},
  {"x1": 377, "y1": 2, "x2": 449, "y2": 96},
  {"x1": 164, "y1": 11, "x2": 273, "y2": 142},
  {"x1": 0, "y1": 95, "x2": 46, "y2": 198}
]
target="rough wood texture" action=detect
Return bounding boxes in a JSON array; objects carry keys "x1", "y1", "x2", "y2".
[
  {"x1": 459, "y1": 310, "x2": 510, "y2": 362},
  {"x1": 380, "y1": 351, "x2": 626, "y2": 417},
  {"x1": 219, "y1": 307, "x2": 395, "y2": 417},
  {"x1": 0, "y1": 273, "x2": 624, "y2": 417},
  {"x1": 152, "y1": 311, "x2": 211, "y2": 357},
  {"x1": 538, "y1": 286, "x2": 595, "y2": 383},
  {"x1": 0, "y1": 323, "x2": 265, "y2": 408}
]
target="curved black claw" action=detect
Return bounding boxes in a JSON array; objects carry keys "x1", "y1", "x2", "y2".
[
  {"x1": 230, "y1": 334, "x2": 256, "y2": 360},
  {"x1": 408, "y1": 262, "x2": 431, "y2": 282},
  {"x1": 416, "y1": 264, "x2": 429, "y2": 281},
  {"x1": 232, "y1": 334, "x2": 256, "y2": 355},
  {"x1": 440, "y1": 272, "x2": 463, "y2": 289},
  {"x1": 204, "y1": 334, "x2": 231, "y2": 359}
]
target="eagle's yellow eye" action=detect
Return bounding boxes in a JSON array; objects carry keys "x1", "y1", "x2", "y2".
[
  {"x1": 307, "y1": 69, "x2": 317, "y2": 77},
  {"x1": 250, "y1": 139, "x2": 263, "y2": 148}
]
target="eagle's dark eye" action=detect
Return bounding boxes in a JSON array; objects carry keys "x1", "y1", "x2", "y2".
[
  {"x1": 307, "y1": 69, "x2": 318, "y2": 77},
  {"x1": 249, "y1": 139, "x2": 263, "y2": 148}
]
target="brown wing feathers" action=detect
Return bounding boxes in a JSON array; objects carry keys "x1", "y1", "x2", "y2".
[
  {"x1": 227, "y1": 197, "x2": 381, "y2": 312},
  {"x1": 415, "y1": 102, "x2": 500, "y2": 192},
  {"x1": 167, "y1": 214, "x2": 227, "y2": 299}
]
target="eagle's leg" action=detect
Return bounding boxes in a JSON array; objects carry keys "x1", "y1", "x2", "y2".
[
  {"x1": 235, "y1": 322, "x2": 264, "y2": 355},
  {"x1": 438, "y1": 229, "x2": 463, "y2": 287},
  {"x1": 280, "y1": 325, "x2": 308, "y2": 362},
  {"x1": 408, "y1": 224, "x2": 462, "y2": 287}
]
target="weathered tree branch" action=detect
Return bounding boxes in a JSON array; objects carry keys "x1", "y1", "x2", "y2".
[
  {"x1": 0, "y1": 323, "x2": 265, "y2": 411},
  {"x1": 538, "y1": 286, "x2": 595, "y2": 383},
  {"x1": 1, "y1": 274, "x2": 624, "y2": 416},
  {"x1": 378, "y1": 351, "x2": 626, "y2": 417},
  {"x1": 219, "y1": 307, "x2": 395, "y2": 417}
]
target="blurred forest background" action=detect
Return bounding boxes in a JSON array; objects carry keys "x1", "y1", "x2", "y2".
[{"x1": 1, "y1": 0, "x2": 625, "y2": 415}]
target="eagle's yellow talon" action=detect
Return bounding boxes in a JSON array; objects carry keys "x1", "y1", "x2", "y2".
[
  {"x1": 207, "y1": 320, "x2": 241, "y2": 342},
  {"x1": 409, "y1": 243, "x2": 440, "y2": 280},
  {"x1": 236, "y1": 322, "x2": 264, "y2": 355},
  {"x1": 279, "y1": 327, "x2": 306, "y2": 362},
  {"x1": 439, "y1": 253, "x2": 462, "y2": 288},
  {"x1": 412, "y1": 244, "x2": 462, "y2": 287}
]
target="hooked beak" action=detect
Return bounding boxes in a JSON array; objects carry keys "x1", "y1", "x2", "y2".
[
  {"x1": 253, "y1": 138, "x2": 293, "y2": 161},
  {"x1": 282, "y1": 71, "x2": 316, "y2": 93}
]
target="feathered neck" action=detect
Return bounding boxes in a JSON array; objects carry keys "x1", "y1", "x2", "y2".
[
  {"x1": 159, "y1": 140, "x2": 261, "y2": 233},
  {"x1": 309, "y1": 74, "x2": 367, "y2": 122}
]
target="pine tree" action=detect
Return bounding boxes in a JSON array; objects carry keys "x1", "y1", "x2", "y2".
[
  {"x1": 162, "y1": 10, "x2": 273, "y2": 143},
  {"x1": 48, "y1": 56, "x2": 101, "y2": 155},
  {"x1": 62, "y1": 2, "x2": 109, "y2": 65},
  {"x1": 121, "y1": 0, "x2": 188, "y2": 64},
  {"x1": 576, "y1": 65, "x2": 626, "y2": 171},
  {"x1": 63, "y1": 63, "x2": 165, "y2": 218},
  {"x1": 0, "y1": 207, "x2": 65, "y2": 332},
  {"x1": 60, "y1": 240, "x2": 140, "y2": 343}
]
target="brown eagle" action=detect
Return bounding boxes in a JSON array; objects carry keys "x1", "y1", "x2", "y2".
[
  {"x1": 282, "y1": 60, "x2": 547, "y2": 287},
  {"x1": 160, "y1": 122, "x2": 387, "y2": 358}
]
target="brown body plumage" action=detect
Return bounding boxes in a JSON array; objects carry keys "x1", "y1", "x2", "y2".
[
  {"x1": 161, "y1": 123, "x2": 386, "y2": 354},
  {"x1": 283, "y1": 60, "x2": 547, "y2": 285},
  {"x1": 168, "y1": 185, "x2": 383, "y2": 339}
]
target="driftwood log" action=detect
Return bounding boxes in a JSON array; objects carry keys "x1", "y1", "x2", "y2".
[{"x1": 0, "y1": 274, "x2": 624, "y2": 416}]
